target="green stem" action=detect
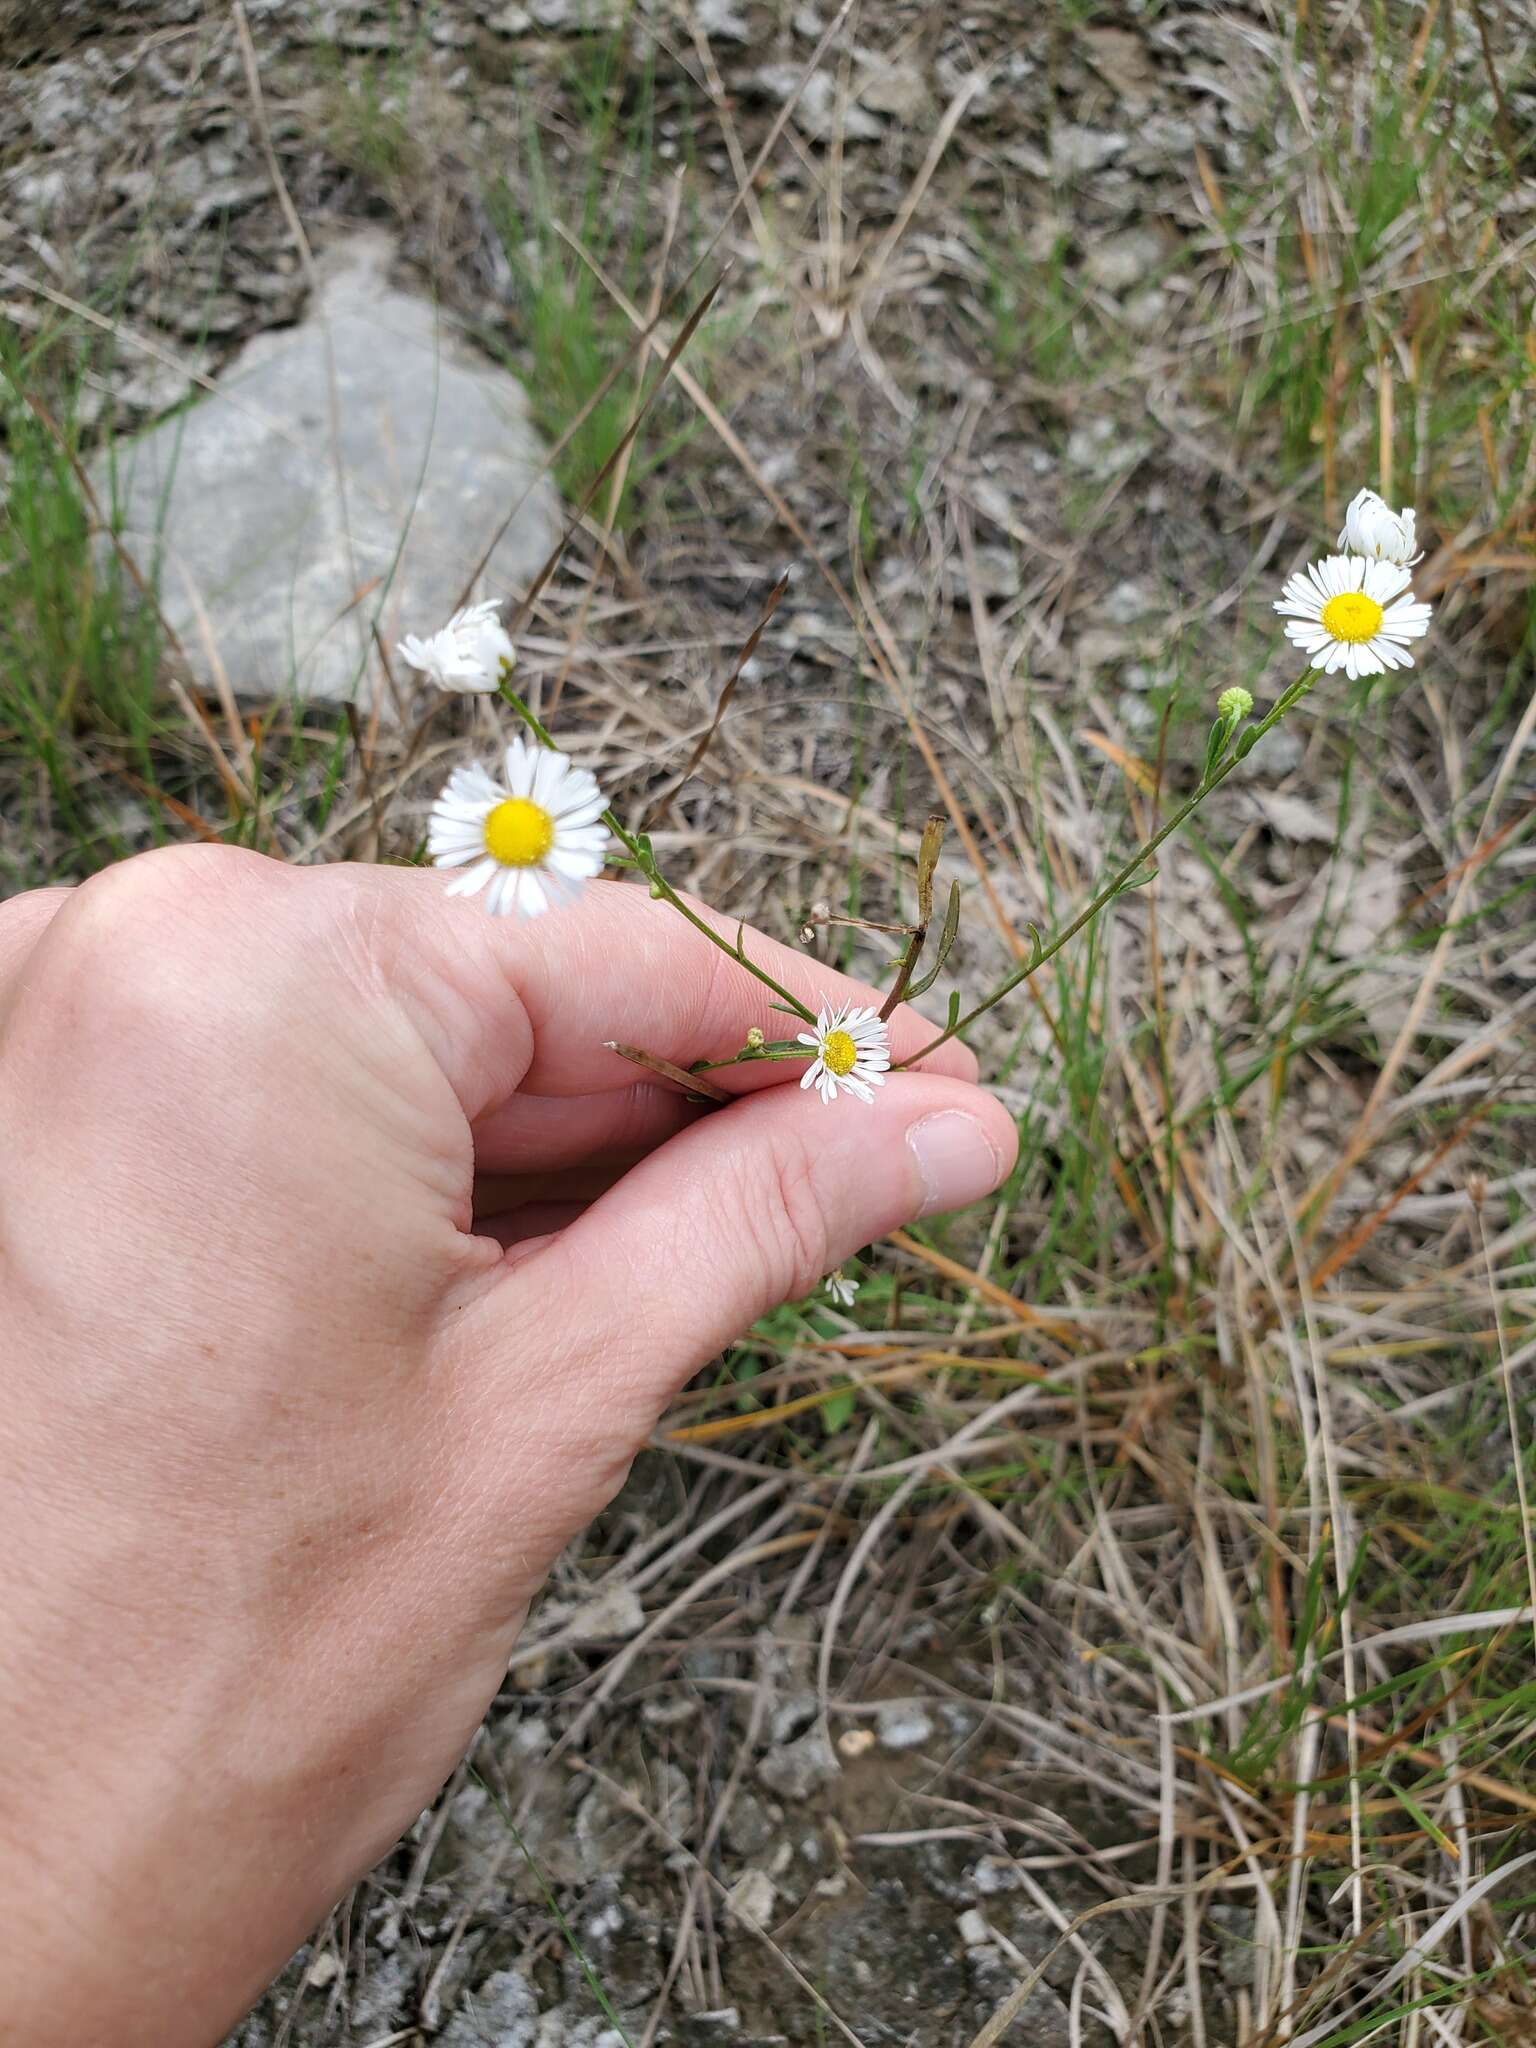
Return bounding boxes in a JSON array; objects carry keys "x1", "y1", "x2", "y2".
[
  {"x1": 894, "y1": 671, "x2": 1318, "y2": 1069},
  {"x1": 497, "y1": 681, "x2": 818, "y2": 1026},
  {"x1": 691, "y1": 1040, "x2": 809, "y2": 1072}
]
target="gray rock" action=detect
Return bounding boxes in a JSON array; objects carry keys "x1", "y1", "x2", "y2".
[
  {"x1": 874, "y1": 1698, "x2": 935, "y2": 1750},
  {"x1": 855, "y1": 56, "x2": 927, "y2": 120},
  {"x1": 95, "y1": 230, "x2": 558, "y2": 703},
  {"x1": 528, "y1": 0, "x2": 623, "y2": 26},
  {"x1": 1082, "y1": 226, "x2": 1166, "y2": 295},
  {"x1": 723, "y1": 1790, "x2": 778, "y2": 1856},
  {"x1": 678, "y1": 2015, "x2": 747, "y2": 2047},
  {"x1": 1052, "y1": 124, "x2": 1127, "y2": 176},
  {"x1": 694, "y1": 0, "x2": 750, "y2": 39},
  {"x1": 440, "y1": 1967, "x2": 539, "y2": 2047},
  {"x1": 965, "y1": 1943, "x2": 1073, "y2": 2047},
  {"x1": 725, "y1": 1866, "x2": 778, "y2": 1929},
  {"x1": 757, "y1": 1724, "x2": 839, "y2": 1801}
]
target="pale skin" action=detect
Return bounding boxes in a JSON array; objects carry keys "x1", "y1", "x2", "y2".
[{"x1": 0, "y1": 846, "x2": 1016, "y2": 2047}]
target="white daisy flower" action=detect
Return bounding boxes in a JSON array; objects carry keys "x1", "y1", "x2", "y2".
[
  {"x1": 1273, "y1": 555, "x2": 1433, "y2": 680},
  {"x1": 1337, "y1": 488, "x2": 1421, "y2": 567},
  {"x1": 428, "y1": 736, "x2": 609, "y2": 918},
  {"x1": 398, "y1": 601, "x2": 515, "y2": 694},
  {"x1": 796, "y1": 1000, "x2": 891, "y2": 1106},
  {"x1": 825, "y1": 1271, "x2": 859, "y2": 1309}
]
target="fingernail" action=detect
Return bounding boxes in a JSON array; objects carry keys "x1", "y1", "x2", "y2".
[{"x1": 905, "y1": 1111, "x2": 1004, "y2": 1218}]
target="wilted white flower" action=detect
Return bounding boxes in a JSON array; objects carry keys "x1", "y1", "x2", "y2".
[
  {"x1": 1273, "y1": 556, "x2": 1432, "y2": 680},
  {"x1": 399, "y1": 601, "x2": 515, "y2": 693},
  {"x1": 1337, "y1": 488, "x2": 1420, "y2": 567},
  {"x1": 428, "y1": 736, "x2": 609, "y2": 918},
  {"x1": 796, "y1": 1001, "x2": 891, "y2": 1106},
  {"x1": 825, "y1": 1271, "x2": 859, "y2": 1308}
]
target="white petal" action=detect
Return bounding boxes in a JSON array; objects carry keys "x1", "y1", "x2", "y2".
[
  {"x1": 1363, "y1": 559, "x2": 1410, "y2": 602},
  {"x1": 551, "y1": 791, "x2": 607, "y2": 829},
  {"x1": 445, "y1": 857, "x2": 497, "y2": 898}
]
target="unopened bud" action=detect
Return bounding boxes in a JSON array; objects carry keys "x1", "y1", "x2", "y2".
[
  {"x1": 1217, "y1": 685, "x2": 1254, "y2": 722},
  {"x1": 745, "y1": 1025, "x2": 765, "y2": 1051}
]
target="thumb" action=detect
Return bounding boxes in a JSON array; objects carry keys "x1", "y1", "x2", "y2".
[{"x1": 493, "y1": 1071, "x2": 1017, "y2": 1409}]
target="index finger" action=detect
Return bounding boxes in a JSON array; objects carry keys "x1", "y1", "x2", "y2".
[{"x1": 372, "y1": 868, "x2": 979, "y2": 1103}]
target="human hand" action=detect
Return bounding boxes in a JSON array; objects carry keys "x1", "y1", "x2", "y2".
[{"x1": 0, "y1": 847, "x2": 1014, "y2": 2046}]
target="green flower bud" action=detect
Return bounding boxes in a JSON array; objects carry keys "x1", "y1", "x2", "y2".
[
  {"x1": 745, "y1": 1025, "x2": 766, "y2": 1051},
  {"x1": 1217, "y1": 686, "x2": 1254, "y2": 722}
]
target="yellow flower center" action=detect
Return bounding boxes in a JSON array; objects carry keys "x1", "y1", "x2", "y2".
[
  {"x1": 1320, "y1": 591, "x2": 1385, "y2": 644},
  {"x1": 483, "y1": 796, "x2": 555, "y2": 868},
  {"x1": 822, "y1": 1028, "x2": 859, "y2": 1077}
]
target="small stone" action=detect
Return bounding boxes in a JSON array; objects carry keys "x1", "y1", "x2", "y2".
[
  {"x1": 1083, "y1": 226, "x2": 1166, "y2": 295},
  {"x1": 972, "y1": 1855, "x2": 1020, "y2": 1896},
  {"x1": 439, "y1": 1968, "x2": 538, "y2": 2048},
  {"x1": 1124, "y1": 286, "x2": 1171, "y2": 335},
  {"x1": 679, "y1": 2014, "x2": 744, "y2": 2047},
  {"x1": 1075, "y1": 629, "x2": 1131, "y2": 674},
  {"x1": 769, "y1": 1691, "x2": 818, "y2": 1745},
  {"x1": 855, "y1": 57, "x2": 926, "y2": 120},
  {"x1": 640, "y1": 1691, "x2": 698, "y2": 1728},
  {"x1": 758, "y1": 1725, "x2": 839, "y2": 1801},
  {"x1": 1064, "y1": 415, "x2": 1147, "y2": 481},
  {"x1": 1052, "y1": 124, "x2": 1127, "y2": 176},
  {"x1": 528, "y1": 0, "x2": 622, "y2": 25},
  {"x1": 1082, "y1": 25, "x2": 1158, "y2": 99},
  {"x1": 304, "y1": 1950, "x2": 341, "y2": 1988},
  {"x1": 754, "y1": 66, "x2": 883, "y2": 141},
  {"x1": 1210, "y1": 1904, "x2": 1258, "y2": 1988},
  {"x1": 1101, "y1": 577, "x2": 1157, "y2": 626},
  {"x1": 957, "y1": 1908, "x2": 992, "y2": 1947},
  {"x1": 874, "y1": 1699, "x2": 935, "y2": 1751},
  {"x1": 726, "y1": 1868, "x2": 777, "y2": 1930},
  {"x1": 724, "y1": 1791, "x2": 778, "y2": 1857},
  {"x1": 694, "y1": 0, "x2": 750, "y2": 39},
  {"x1": 565, "y1": 1580, "x2": 646, "y2": 1644},
  {"x1": 486, "y1": 2, "x2": 533, "y2": 27},
  {"x1": 836, "y1": 1727, "x2": 876, "y2": 1759}
]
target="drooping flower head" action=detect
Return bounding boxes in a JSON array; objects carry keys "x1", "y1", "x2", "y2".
[
  {"x1": 399, "y1": 601, "x2": 515, "y2": 694},
  {"x1": 797, "y1": 1001, "x2": 891, "y2": 1106},
  {"x1": 428, "y1": 736, "x2": 609, "y2": 918},
  {"x1": 1273, "y1": 556, "x2": 1432, "y2": 680},
  {"x1": 825, "y1": 1271, "x2": 860, "y2": 1308},
  {"x1": 1337, "y1": 488, "x2": 1420, "y2": 567},
  {"x1": 1217, "y1": 686, "x2": 1253, "y2": 721}
]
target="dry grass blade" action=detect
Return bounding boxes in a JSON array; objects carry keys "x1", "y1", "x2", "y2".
[
  {"x1": 501, "y1": 270, "x2": 727, "y2": 641},
  {"x1": 603, "y1": 1042, "x2": 732, "y2": 1104},
  {"x1": 649, "y1": 568, "x2": 790, "y2": 822}
]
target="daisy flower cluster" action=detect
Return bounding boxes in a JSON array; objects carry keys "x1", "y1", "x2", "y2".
[{"x1": 1274, "y1": 488, "x2": 1432, "y2": 680}]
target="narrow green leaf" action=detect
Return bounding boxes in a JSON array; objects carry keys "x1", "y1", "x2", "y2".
[{"x1": 908, "y1": 881, "x2": 962, "y2": 998}]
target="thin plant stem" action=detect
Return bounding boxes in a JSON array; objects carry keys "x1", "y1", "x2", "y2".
[
  {"x1": 497, "y1": 681, "x2": 817, "y2": 1024},
  {"x1": 893, "y1": 671, "x2": 1319, "y2": 1068}
]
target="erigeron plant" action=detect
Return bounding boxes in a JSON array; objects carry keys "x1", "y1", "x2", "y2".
[{"x1": 400, "y1": 483, "x2": 1432, "y2": 1135}]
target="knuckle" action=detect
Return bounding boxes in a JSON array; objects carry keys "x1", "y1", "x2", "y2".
[
  {"x1": 71, "y1": 842, "x2": 270, "y2": 927},
  {"x1": 36, "y1": 846, "x2": 284, "y2": 1036},
  {"x1": 755, "y1": 1135, "x2": 832, "y2": 1304}
]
